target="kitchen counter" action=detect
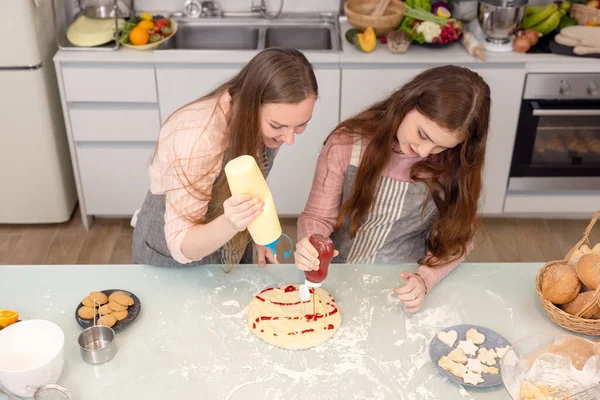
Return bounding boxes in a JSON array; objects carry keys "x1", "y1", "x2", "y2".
[
  {"x1": 0, "y1": 263, "x2": 586, "y2": 400},
  {"x1": 53, "y1": 44, "x2": 341, "y2": 66},
  {"x1": 338, "y1": 20, "x2": 600, "y2": 73},
  {"x1": 53, "y1": 18, "x2": 600, "y2": 73}
]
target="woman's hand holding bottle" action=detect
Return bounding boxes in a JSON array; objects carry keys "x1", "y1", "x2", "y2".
[
  {"x1": 223, "y1": 195, "x2": 264, "y2": 232},
  {"x1": 294, "y1": 236, "x2": 338, "y2": 272}
]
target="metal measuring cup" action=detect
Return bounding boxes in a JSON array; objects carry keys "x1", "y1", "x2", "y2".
[
  {"x1": 77, "y1": 297, "x2": 116, "y2": 365},
  {"x1": 1, "y1": 384, "x2": 74, "y2": 400}
]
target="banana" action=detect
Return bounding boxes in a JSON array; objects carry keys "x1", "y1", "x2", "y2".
[
  {"x1": 530, "y1": 10, "x2": 562, "y2": 35},
  {"x1": 561, "y1": 0, "x2": 571, "y2": 10},
  {"x1": 522, "y1": 3, "x2": 559, "y2": 29},
  {"x1": 525, "y1": 4, "x2": 546, "y2": 16}
]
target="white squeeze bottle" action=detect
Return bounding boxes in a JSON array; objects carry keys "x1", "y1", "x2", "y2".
[{"x1": 224, "y1": 155, "x2": 292, "y2": 258}]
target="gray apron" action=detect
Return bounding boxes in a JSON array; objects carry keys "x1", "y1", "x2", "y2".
[
  {"x1": 132, "y1": 147, "x2": 276, "y2": 267},
  {"x1": 332, "y1": 135, "x2": 438, "y2": 263}
]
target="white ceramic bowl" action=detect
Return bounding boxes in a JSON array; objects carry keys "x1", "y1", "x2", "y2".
[{"x1": 0, "y1": 320, "x2": 65, "y2": 397}]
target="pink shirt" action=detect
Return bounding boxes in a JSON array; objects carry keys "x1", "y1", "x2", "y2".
[
  {"x1": 298, "y1": 133, "x2": 472, "y2": 293},
  {"x1": 149, "y1": 92, "x2": 231, "y2": 264}
]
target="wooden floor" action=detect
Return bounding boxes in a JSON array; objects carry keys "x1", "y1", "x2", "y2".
[{"x1": 0, "y1": 207, "x2": 598, "y2": 265}]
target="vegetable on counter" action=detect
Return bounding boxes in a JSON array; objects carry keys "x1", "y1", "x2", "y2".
[
  {"x1": 416, "y1": 21, "x2": 442, "y2": 43},
  {"x1": 398, "y1": 17, "x2": 426, "y2": 43},
  {"x1": 512, "y1": 29, "x2": 540, "y2": 53},
  {"x1": 386, "y1": 31, "x2": 411, "y2": 53},
  {"x1": 522, "y1": 29, "x2": 541, "y2": 46},
  {"x1": 431, "y1": 1, "x2": 452, "y2": 18},
  {"x1": 403, "y1": 3, "x2": 456, "y2": 24},
  {"x1": 512, "y1": 33, "x2": 533, "y2": 52},
  {"x1": 405, "y1": 0, "x2": 433, "y2": 13},
  {"x1": 397, "y1": 5, "x2": 461, "y2": 45},
  {"x1": 345, "y1": 27, "x2": 377, "y2": 53}
]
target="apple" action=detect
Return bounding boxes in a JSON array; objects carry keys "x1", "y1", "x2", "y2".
[{"x1": 587, "y1": 0, "x2": 599, "y2": 7}]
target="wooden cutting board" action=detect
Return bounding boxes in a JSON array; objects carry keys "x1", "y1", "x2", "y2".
[
  {"x1": 549, "y1": 40, "x2": 600, "y2": 59},
  {"x1": 66, "y1": 16, "x2": 124, "y2": 47}
]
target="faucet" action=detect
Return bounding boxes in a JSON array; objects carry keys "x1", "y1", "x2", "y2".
[
  {"x1": 183, "y1": 0, "x2": 222, "y2": 17},
  {"x1": 251, "y1": 0, "x2": 284, "y2": 19},
  {"x1": 201, "y1": 0, "x2": 222, "y2": 16}
]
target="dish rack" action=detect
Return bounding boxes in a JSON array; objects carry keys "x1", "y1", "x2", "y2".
[{"x1": 51, "y1": 0, "x2": 135, "y2": 51}]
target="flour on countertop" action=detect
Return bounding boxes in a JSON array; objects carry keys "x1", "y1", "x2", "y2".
[{"x1": 362, "y1": 274, "x2": 383, "y2": 284}]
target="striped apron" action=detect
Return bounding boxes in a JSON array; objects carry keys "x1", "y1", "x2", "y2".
[{"x1": 331, "y1": 136, "x2": 438, "y2": 264}]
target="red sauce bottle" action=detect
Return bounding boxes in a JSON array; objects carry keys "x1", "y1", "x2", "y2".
[{"x1": 304, "y1": 234, "x2": 334, "y2": 285}]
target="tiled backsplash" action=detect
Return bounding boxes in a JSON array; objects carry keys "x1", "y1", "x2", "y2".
[{"x1": 134, "y1": 0, "x2": 340, "y2": 13}]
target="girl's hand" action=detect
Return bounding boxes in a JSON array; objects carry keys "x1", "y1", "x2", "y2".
[
  {"x1": 223, "y1": 195, "x2": 263, "y2": 232},
  {"x1": 256, "y1": 244, "x2": 278, "y2": 267},
  {"x1": 393, "y1": 272, "x2": 427, "y2": 313},
  {"x1": 294, "y1": 237, "x2": 339, "y2": 272}
]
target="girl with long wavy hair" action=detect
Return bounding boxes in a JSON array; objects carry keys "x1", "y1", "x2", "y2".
[
  {"x1": 133, "y1": 48, "x2": 318, "y2": 269},
  {"x1": 295, "y1": 65, "x2": 491, "y2": 312}
]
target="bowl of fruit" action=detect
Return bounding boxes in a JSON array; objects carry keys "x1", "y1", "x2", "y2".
[
  {"x1": 119, "y1": 12, "x2": 177, "y2": 50},
  {"x1": 397, "y1": 0, "x2": 463, "y2": 46}
]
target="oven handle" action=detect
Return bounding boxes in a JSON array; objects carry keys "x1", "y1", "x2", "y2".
[{"x1": 531, "y1": 102, "x2": 600, "y2": 116}]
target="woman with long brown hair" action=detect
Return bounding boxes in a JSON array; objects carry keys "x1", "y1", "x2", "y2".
[
  {"x1": 296, "y1": 65, "x2": 490, "y2": 312},
  {"x1": 133, "y1": 48, "x2": 318, "y2": 268}
]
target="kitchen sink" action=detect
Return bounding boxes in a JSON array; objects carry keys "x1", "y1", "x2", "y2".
[
  {"x1": 265, "y1": 27, "x2": 332, "y2": 50},
  {"x1": 174, "y1": 23, "x2": 260, "y2": 50},
  {"x1": 163, "y1": 16, "x2": 340, "y2": 52}
]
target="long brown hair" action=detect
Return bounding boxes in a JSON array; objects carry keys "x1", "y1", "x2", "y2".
[
  {"x1": 330, "y1": 65, "x2": 490, "y2": 267},
  {"x1": 159, "y1": 47, "x2": 318, "y2": 267}
]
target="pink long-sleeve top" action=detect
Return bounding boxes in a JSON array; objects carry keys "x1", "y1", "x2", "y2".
[
  {"x1": 298, "y1": 133, "x2": 473, "y2": 293},
  {"x1": 149, "y1": 92, "x2": 231, "y2": 264}
]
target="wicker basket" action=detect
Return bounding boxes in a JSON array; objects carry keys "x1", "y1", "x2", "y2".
[
  {"x1": 344, "y1": 0, "x2": 406, "y2": 36},
  {"x1": 535, "y1": 210, "x2": 600, "y2": 336},
  {"x1": 570, "y1": 3, "x2": 600, "y2": 26}
]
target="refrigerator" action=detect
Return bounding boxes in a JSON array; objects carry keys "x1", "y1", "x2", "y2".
[{"x1": 0, "y1": 0, "x2": 77, "y2": 223}]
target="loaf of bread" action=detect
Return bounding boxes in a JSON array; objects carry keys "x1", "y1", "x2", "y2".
[
  {"x1": 541, "y1": 263, "x2": 582, "y2": 305},
  {"x1": 593, "y1": 243, "x2": 600, "y2": 255},
  {"x1": 568, "y1": 249, "x2": 584, "y2": 267},
  {"x1": 562, "y1": 291, "x2": 600, "y2": 319},
  {"x1": 576, "y1": 253, "x2": 600, "y2": 290}
]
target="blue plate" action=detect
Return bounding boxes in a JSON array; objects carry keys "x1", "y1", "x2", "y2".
[{"x1": 429, "y1": 324, "x2": 511, "y2": 388}]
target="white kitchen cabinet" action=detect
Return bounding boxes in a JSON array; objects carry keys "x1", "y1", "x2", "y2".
[
  {"x1": 61, "y1": 63, "x2": 157, "y2": 103},
  {"x1": 155, "y1": 64, "x2": 341, "y2": 217},
  {"x1": 55, "y1": 60, "x2": 160, "y2": 228},
  {"x1": 156, "y1": 64, "x2": 242, "y2": 123},
  {"x1": 341, "y1": 68, "x2": 422, "y2": 120},
  {"x1": 340, "y1": 65, "x2": 526, "y2": 216},
  {"x1": 69, "y1": 103, "x2": 161, "y2": 142},
  {"x1": 268, "y1": 68, "x2": 341, "y2": 216},
  {"x1": 76, "y1": 143, "x2": 155, "y2": 216}
]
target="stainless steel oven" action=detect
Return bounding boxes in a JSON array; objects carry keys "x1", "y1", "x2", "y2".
[{"x1": 509, "y1": 73, "x2": 600, "y2": 193}]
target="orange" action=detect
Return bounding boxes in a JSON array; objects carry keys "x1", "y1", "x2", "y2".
[
  {"x1": 137, "y1": 20, "x2": 154, "y2": 30},
  {"x1": 129, "y1": 27, "x2": 150, "y2": 46},
  {"x1": 0, "y1": 309, "x2": 18, "y2": 329}
]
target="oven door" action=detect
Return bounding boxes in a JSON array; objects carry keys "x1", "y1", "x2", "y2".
[{"x1": 509, "y1": 99, "x2": 600, "y2": 192}]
